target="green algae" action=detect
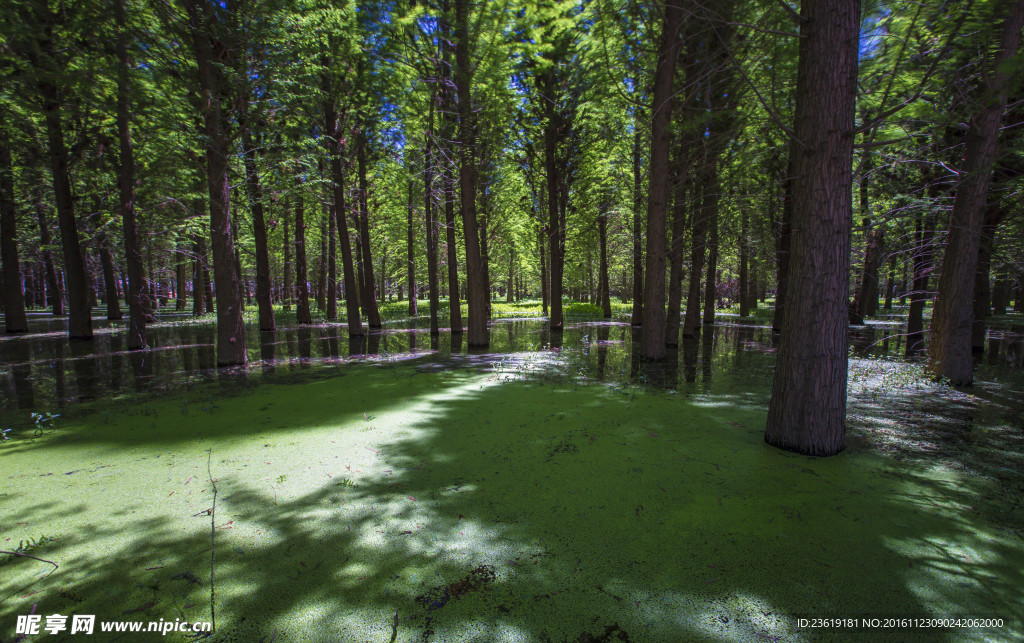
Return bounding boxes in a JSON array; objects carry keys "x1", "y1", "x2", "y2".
[{"x1": 1, "y1": 362, "x2": 1022, "y2": 642}]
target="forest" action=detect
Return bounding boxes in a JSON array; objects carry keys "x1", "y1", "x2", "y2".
[{"x1": 1, "y1": 0, "x2": 1023, "y2": 641}]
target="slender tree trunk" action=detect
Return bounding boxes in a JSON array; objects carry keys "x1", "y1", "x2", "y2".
[
  {"x1": 327, "y1": 182, "x2": 338, "y2": 321},
  {"x1": 192, "y1": 232, "x2": 205, "y2": 315},
  {"x1": 766, "y1": 0, "x2": 860, "y2": 456},
  {"x1": 97, "y1": 235, "x2": 122, "y2": 320},
  {"x1": 928, "y1": 1, "x2": 1024, "y2": 384},
  {"x1": 884, "y1": 253, "x2": 896, "y2": 310},
  {"x1": 703, "y1": 208, "x2": 718, "y2": 326},
  {"x1": 186, "y1": 0, "x2": 246, "y2": 365},
  {"x1": 639, "y1": 0, "x2": 684, "y2": 358},
  {"x1": 324, "y1": 99, "x2": 362, "y2": 335},
  {"x1": 242, "y1": 131, "x2": 275, "y2": 331},
  {"x1": 357, "y1": 140, "x2": 382, "y2": 328},
  {"x1": 424, "y1": 111, "x2": 440, "y2": 334},
  {"x1": 599, "y1": 207, "x2": 612, "y2": 318},
  {"x1": 685, "y1": 169, "x2": 717, "y2": 337},
  {"x1": 906, "y1": 208, "x2": 936, "y2": 355},
  {"x1": 282, "y1": 203, "x2": 292, "y2": 312},
  {"x1": 972, "y1": 207, "x2": 1004, "y2": 352},
  {"x1": 0, "y1": 133, "x2": 28, "y2": 333},
  {"x1": 316, "y1": 215, "x2": 327, "y2": 312},
  {"x1": 539, "y1": 228, "x2": 548, "y2": 315},
  {"x1": 175, "y1": 245, "x2": 187, "y2": 311},
  {"x1": 772, "y1": 153, "x2": 795, "y2": 333},
  {"x1": 38, "y1": 70, "x2": 92, "y2": 339},
  {"x1": 544, "y1": 73, "x2": 564, "y2": 331},
  {"x1": 631, "y1": 108, "x2": 644, "y2": 325},
  {"x1": 739, "y1": 209, "x2": 749, "y2": 318},
  {"x1": 455, "y1": 0, "x2": 488, "y2": 347},
  {"x1": 407, "y1": 178, "x2": 418, "y2": 316},
  {"x1": 32, "y1": 187, "x2": 62, "y2": 315},
  {"x1": 665, "y1": 177, "x2": 687, "y2": 346},
  {"x1": 293, "y1": 180, "x2": 312, "y2": 324}
]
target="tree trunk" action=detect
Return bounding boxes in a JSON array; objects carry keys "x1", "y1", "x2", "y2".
[
  {"x1": 424, "y1": 111, "x2": 440, "y2": 334},
  {"x1": 39, "y1": 66, "x2": 92, "y2": 339},
  {"x1": 665, "y1": 170, "x2": 687, "y2": 345},
  {"x1": 327, "y1": 182, "x2": 338, "y2": 321},
  {"x1": 242, "y1": 130, "x2": 275, "y2": 331},
  {"x1": 853, "y1": 218, "x2": 884, "y2": 319},
  {"x1": 192, "y1": 232, "x2": 205, "y2": 315},
  {"x1": 544, "y1": 72, "x2": 564, "y2": 331},
  {"x1": 539, "y1": 228, "x2": 548, "y2": 315},
  {"x1": 928, "y1": 0, "x2": 1024, "y2": 385},
  {"x1": 631, "y1": 108, "x2": 644, "y2": 325},
  {"x1": 703, "y1": 208, "x2": 718, "y2": 326},
  {"x1": 97, "y1": 235, "x2": 122, "y2": 320},
  {"x1": 0, "y1": 133, "x2": 28, "y2": 333},
  {"x1": 739, "y1": 209, "x2": 749, "y2": 318},
  {"x1": 293, "y1": 180, "x2": 312, "y2": 324},
  {"x1": 639, "y1": 0, "x2": 684, "y2": 359},
  {"x1": 315, "y1": 215, "x2": 327, "y2": 312},
  {"x1": 407, "y1": 178, "x2": 418, "y2": 316},
  {"x1": 598, "y1": 207, "x2": 612, "y2": 318},
  {"x1": 772, "y1": 153, "x2": 795, "y2": 333},
  {"x1": 972, "y1": 206, "x2": 1005, "y2": 352},
  {"x1": 32, "y1": 187, "x2": 63, "y2": 315},
  {"x1": 186, "y1": 0, "x2": 246, "y2": 365},
  {"x1": 357, "y1": 140, "x2": 382, "y2": 328},
  {"x1": 906, "y1": 208, "x2": 936, "y2": 355},
  {"x1": 175, "y1": 245, "x2": 187, "y2": 311},
  {"x1": 685, "y1": 170, "x2": 717, "y2": 336},
  {"x1": 455, "y1": 0, "x2": 488, "y2": 347},
  {"x1": 324, "y1": 99, "x2": 362, "y2": 335},
  {"x1": 766, "y1": 0, "x2": 860, "y2": 456}
]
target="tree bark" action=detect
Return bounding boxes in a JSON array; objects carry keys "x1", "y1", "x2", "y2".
[
  {"x1": 423, "y1": 110, "x2": 440, "y2": 334},
  {"x1": 407, "y1": 177, "x2": 418, "y2": 316},
  {"x1": 293, "y1": 179, "x2": 312, "y2": 324},
  {"x1": 639, "y1": 0, "x2": 684, "y2": 359},
  {"x1": 327, "y1": 182, "x2": 338, "y2": 321},
  {"x1": 185, "y1": 0, "x2": 246, "y2": 365},
  {"x1": 356, "y1": 139, "x2": 382, "y2": 328},
  {"x1": 598, "y1": 206, "x2": 612, "y2": 318},
  {"x1": 324, "y1": 98, "x2": 362, "y2": 335},
  {"x1": 97, "y1": 234, "x2": 122, "y2": 320},
  {"x1": 1, "y1": 133, "x2": 28, "y2": 333},
  {"x1": 32, "y1": 187, "x2": 62, "y2": 315},
  {"x1": 766, "y1": 0, "x2": 860, "y2": 456},
  {"x1": 928, "y1": 0, "x2": 1024, "y2": 385},
  {"x1": 631, "y1": 108, "x2": 644, "y2": 325},
  {"x1": 665, "y1": 176, "x2": 687, "y2": 346},
  {"x1": 702, "y1": 206, "x2": 718, "y2": 326},
  {"x1": 454, "y1": 0, "x2": 488, "y2": 347},
  {"x1": 242, "y1": 130, "x2": 275, "y2": 331}
]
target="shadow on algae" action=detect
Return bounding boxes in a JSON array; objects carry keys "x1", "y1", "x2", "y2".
[{"x1": 2, "y1": 353, "x2": 1023, "y2": 642}]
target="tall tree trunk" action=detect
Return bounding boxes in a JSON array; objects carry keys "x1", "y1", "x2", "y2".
[
  {"x1": 32, "y1": 187, "x2": 62, "y2": 315},
  {"x1": 928, "y1": 0, "x2": 1024, "y2": 385},
  {"x1": 424, "y1": 113, "x2": 440, "y2": 334},
  {"x1": 327, "y1": 182, "x2": 338, "y2": 321},
  {"x1": 116, "y1": 0, "x2": 145, "y2": 347},
  {"x1": 37, "y1": 55, "x2": 92, "y2": 338},
  {"x1": 293, "y1": 180, "x2": 312, "y2": 324},
  {"x1": 97, "y1": 234, "x2": 122, "y2": 320},
  {"x1": 539, "y1": 227, "x2": 548, "y2": 315},
  {"x1": 455, "y1": 0, "x2": 488, "y2": 347},
  {"x1": 972, "y1": 206, "x2": 1005, "y2": 352},
  {"x1": 186, "y1": 0, "x2": 246, "y2": 365},
  {"x1": 544, "y1": 72, "x2": 564, "y2": 331},
  {"x1": 703, "y1": 206, "x2": 718, "y2": 326},
  {"x1": 407, "y1": 178, "x2": 417, "y2": 316},
  {"x1": 685, "y1": 169, "x2": 717, "y2": 337},
  {"x1": 739, "y1": 208, "x2": 749, "y2": 318},
  {"x1": 241, "y1": 130, "x2": 275, "y2": 331},
  {"x1": 316, "y1": 215, "x2": 327, "y2": 312},
  {"x1": 906, "y1": 208, "x2": 937, "y2": 355},
  {"x1": 766, "y1": 0, "x2": 860, "y2": 456},
  {"x1": 639, "y1": 0, "x2": 684, "y2": 358},
  {"x1": 853, "y1": 218, "x2": 884, "y2": 319},
  {"x1": 631, "y1": 108, "x2": 644, "y2": 325},
  {"x1": 665, "y1": 177, "x2": 687, "y2": 346},
  {"x1": 175, "y1": 245, "x2": 187, "y2": 311},
  {"x1": 598, "y1": 207, "x2": 612, "y2": 318},
  {"x1": 0, "y1": 133, "x2": 28, "y2": 333},
  {"x1": 884, "y1": 253, "x2": 896, "y2": 310},
  {"x1": 324, "y1": 99, "x2": 362, "y2": 335},
  {"x1": 192, "y1": 232, "x2": 205, "y2": 315},
  {"x1": 357, "y1": 140, "x2": 382, "y2": 328}
]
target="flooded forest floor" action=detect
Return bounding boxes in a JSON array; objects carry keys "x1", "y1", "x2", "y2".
[{"x1": 1, "y1": 303, "x2": 1023, "y2": 642}]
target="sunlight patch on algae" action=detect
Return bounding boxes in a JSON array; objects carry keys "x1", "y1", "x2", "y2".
[{"x1": 1, "y1": 363, "x2": 1022, "y2": 642}]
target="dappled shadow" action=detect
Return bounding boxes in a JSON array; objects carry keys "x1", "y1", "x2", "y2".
[{"x1": 3, "y1": 360, "x2": 1022, "y2": 642}]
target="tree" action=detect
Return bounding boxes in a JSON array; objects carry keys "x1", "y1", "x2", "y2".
[{"x1": 765, "y1": 0, "x2": 861, "y2": 456}]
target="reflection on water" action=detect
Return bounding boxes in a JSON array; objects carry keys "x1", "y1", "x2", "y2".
[{"x1": 1, "y1": 311, "x2": 1022, "y2": 420}]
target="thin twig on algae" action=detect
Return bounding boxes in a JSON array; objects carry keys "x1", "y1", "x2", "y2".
[{"x1": 0, "y1": 551, "x2": 59, "y2": 604}]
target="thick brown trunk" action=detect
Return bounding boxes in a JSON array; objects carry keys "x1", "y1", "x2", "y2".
[
  {"x1": 357, "y1": 141, "x2": 382, "y2": 328},
  {"x1": 766, "y1": 0, "x2": 860, "y2": 456},
  {"x1": 186, "y1": 0, "x2": 246, "y2": 365},
  {"x1": 928, "y1": 1, "x2": 1024, "y2": 384},
  {"x1": 639, "y1": 1, "x2": 684, "y2": 359},
  {"x1": 242, "y1": 130, "x2": 275, "y2": 331},
  {"x1": 1, "y1": 135, "x2": 28, "y2": 333},
  {"x1": 293, "y1": 180, "x2": 312, "y2": 324},
  {"x1": 455, "y1": 0, "x2": 488, "y2": 347}
]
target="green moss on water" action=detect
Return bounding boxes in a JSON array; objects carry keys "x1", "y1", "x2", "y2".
[{"x1": 1, "y1": 364, "x2": 1022, "y2": 642}]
